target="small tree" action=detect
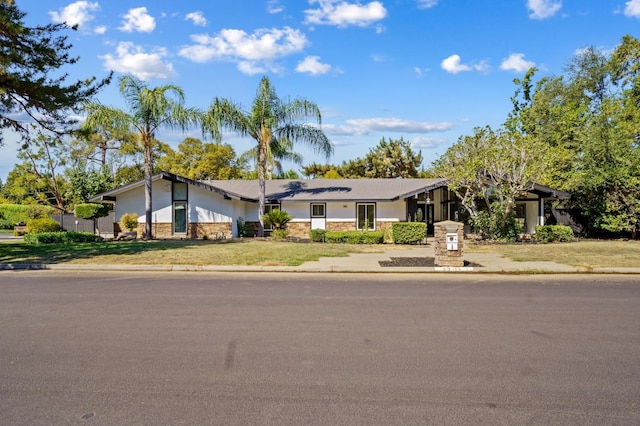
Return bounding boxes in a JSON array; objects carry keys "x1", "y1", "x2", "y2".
[
  {"x1": 120, "y1": 212, "x2": 139, "y2": 232},
  {"x1": 74, "y1": 203, "x2": 109, "y2": 235}
]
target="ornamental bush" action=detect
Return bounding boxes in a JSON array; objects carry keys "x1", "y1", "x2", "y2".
[
  {"x1": 120, "y1": 212, "x2": 139, "y2": 232},
  {"x1": 534, "y1": 225, "x2": 574, "y2": 243},
  {"x1": 26, "y1": 218, "x2": 61, "y2": 234},
  {"x1": 392, "y1": 222, "x2": 427, "y2": 244}
]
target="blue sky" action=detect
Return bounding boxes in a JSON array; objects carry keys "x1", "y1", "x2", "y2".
[{"x1": 2, "y1": 0, "x2": 639, "y2": 181}]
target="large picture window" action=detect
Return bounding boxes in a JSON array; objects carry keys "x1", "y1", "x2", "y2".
[{"x1": 357, "y1": 203, "x2": 376, "y2": 230}]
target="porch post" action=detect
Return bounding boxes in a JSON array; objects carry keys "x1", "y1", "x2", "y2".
[{"x1": 538, "y1": 198, "x2": 545, "y2": 226}]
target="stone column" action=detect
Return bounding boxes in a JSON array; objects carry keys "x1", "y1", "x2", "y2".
[{"x1": 434, "y1": 220, "x2": 464, "y2": 267}]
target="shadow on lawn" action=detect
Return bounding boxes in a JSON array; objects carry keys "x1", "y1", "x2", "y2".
[{"x1": 0, "y1": 239, "x2": 247, "y2": 265}]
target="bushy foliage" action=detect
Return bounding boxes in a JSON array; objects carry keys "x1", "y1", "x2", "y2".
[
  {"x1": 471, "y1": 202, "x2": 521, "y2": 242},
  {"x1": 270, "y1": 229, "x2": 289, "y2": 240},
  {"x1": 236, "y1": 216, "x2": 250, "y2": 237},
  {"x1": 392, "y1": 222, "x2": 427, "y2": 244},
  {"x1": 534, "y1": 225, "x2": 574, "y2": 243},
  {"x1": 24, "y1": 231, "x2": 103, "y2": 244},
  {"x1": 309, "y1": 228, "x2": 326, "y2": 242},
  {"x1": 120, "y1": 212, "x2": 139, "y2": 232},
  {"x1": 0, "y1": 204, "x2": 53, "y2": 227},
  {"x1": 324, "y1": 231, "x2": 384, "y2": 244},
  {"x1": 26, "y1": 218, "x2": 61, "y2": 234},
  {"x1": 262, "y1": 209, "x2": 292, "y2": 230},
  {"x1": 74, "y1": 203, "x2": 110, "y2": 220}
]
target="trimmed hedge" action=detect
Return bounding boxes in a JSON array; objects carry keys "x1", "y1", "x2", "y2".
[
  {"x1": 392, "y1": 222, "x2": 427, "y2": 244},
  {"x1": 534, "y1": 225, "x2": 574, "y2": 243},
  {"x1": 74, "y1": 203, "x2": 110, "y2": 220},
  {"x1": 324, "y1": 230, "x2": 384, "y2": 244},
  {"x1": 24, "y1": 231, "x2": 104, "y2": 245},
  {"x1": 309, "y1": 228, "x2": 326, "y2": 242}
]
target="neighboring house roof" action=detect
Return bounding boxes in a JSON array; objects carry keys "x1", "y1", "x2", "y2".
[{"x1": 90, "y1": 172, "x2": 448, "y2": 203}]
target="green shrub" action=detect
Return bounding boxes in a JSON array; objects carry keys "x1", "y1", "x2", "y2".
[
  {"x1": 0, "y1": 204, "x2": 54, "y2": 226},
  {"x1": 534, "y1": 225, "x2": 574, "y2": 243},
  {"x1": 0, "y1": 219, "x2": 14, "y2": 230},
  {"x1": 392, "y1": 222, "x2": 427, "y2": 244},
  {"x1": 262, "y1": 209, "x2": 292, "y2": 230},
  {"x1": 270, "y1": 229, "x2": 289, "y2": 240},
  {"x1": 120, "y1": 212, "x2": 139, "y2": 232},
  {"x1": 24, "y1": 231, "x2": 103, "y2": 244},
  {"x1": 309, "y1": 228, "x2": 326, "y2": 242},
  {"x1": 26, "y1": 218, "x2": 61, "y2": 234},
  {"x1": 237, "y1": 217, "x2": 250, "y2": 237},
  {"x1": 325, "y1": 231, "x2": 384, "y2": 244}
]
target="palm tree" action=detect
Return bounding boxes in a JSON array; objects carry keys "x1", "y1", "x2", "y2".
[
  {"x1": 239, "y1": 137, "x2": 304, "y2": 179},
  {"x1": 204, "y1": 76, "x2": 332, "y2": 236},
  {"x1": 84, "y1": 75, "x2": 201, "y2": 239}
]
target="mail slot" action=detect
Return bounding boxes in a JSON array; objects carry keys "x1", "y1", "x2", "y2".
[{"x1": 446, "y1": 233, "x2": 458, "y2": 250}]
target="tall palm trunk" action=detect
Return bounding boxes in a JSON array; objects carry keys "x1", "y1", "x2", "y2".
[
  {"x1": 257, "y1": 139, "x2": 267, "y2": 237},
  {"x1": 143, "y1": 137, "x2": 153, "y2": 239}
]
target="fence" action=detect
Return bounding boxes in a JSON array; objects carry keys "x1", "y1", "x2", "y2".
[{"x1": 50, "y1": 212, "x2": 116, "y2": 236}]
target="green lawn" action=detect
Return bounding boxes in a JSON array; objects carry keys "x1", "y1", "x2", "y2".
[
  {"x1": 1, "y1": 237, "x2": 639, "y2": 269},
  {"x1": 466, "y1": 239, "x2": 640, "y2": 269},
  {"x1": 0, "y1": 239, "x2": 382, "y2": 267}
]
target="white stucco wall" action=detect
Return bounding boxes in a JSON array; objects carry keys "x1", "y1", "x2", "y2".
[{"x1": 114, "y1": 182, "x2": 173, "y2": 223}]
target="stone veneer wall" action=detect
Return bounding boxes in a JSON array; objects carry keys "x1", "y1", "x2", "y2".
[
  {"x1": 433, "y1": 220, "x2": 464, "y2": 267},
  {"x1": 287, "y1": 222, "x2": 310, "y2": 238},
  {"x1": 189, "y1": 223, "x2": 232, "y2": 239},
  {"x1": 133, "y1": 222, "x2": 231, "y2": 239}
]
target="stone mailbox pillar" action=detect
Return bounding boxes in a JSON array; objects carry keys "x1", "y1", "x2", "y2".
[{"x1": 434, "y1": 220, "x2": 464, "y2": 267}]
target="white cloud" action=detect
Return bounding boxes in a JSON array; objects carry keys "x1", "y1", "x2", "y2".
[
  {"x1": 94, "y1": 25, "x2": 107, "y2": 34},
  {"x1": 500, "y1": 53, "x2": 536, "y2": 72},
  {"x1": 119, "y1": 7, "x2": 156, "y2": 33},
  {"x1": 345, "y1": 118, "x2": 454, "y2": 133},
  {"x1": 267, "y1": 0, "x2": 284, "y2": 14},
  {"x1": 296, "y1": 56, "x2": 335, "y2": 75},
  {"x1": 304, "y1": 0, "x2": 387, "y2": 28},
  {"x1": 414, "y1": 67, "x2": 430, "y2": 78},
  {"x1": 416, "y1": 0, "x2": 438, "y2": 9},
  {"x1": 185, "y1": 11, "x2": 207, "y2": 27},
  {"x1": 179, "y1": 27, "x2": 308, "y2": 74},
  {"x1": 441, "y1": 54, "x2": 471, "y2": 74},
  {"x1": 49, "y1": 1, "x2": 99, "y2": 29},
  {"x1": 526, "y1": 0, "x2": 562, "y2": 20},
  {"x1": 624, "y1": 0, "x2": 640, "y2": 18},
  {"x1": 411, "y1": 136, "x2": 447, "y2": 149},
  {"x1": 101, "y1": 42, "x2": 176, "y2": 80}
]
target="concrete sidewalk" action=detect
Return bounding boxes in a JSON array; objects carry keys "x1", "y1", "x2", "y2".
[{"x1": 2, "y1": 243, "x2": 639, "y2": 274}]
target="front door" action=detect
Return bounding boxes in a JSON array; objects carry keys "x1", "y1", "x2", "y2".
[{"x1": 310, "y1": 203, "x2": 326, "y2": 230}]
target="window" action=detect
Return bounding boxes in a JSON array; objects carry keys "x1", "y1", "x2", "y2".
[
  {"x1": 357, "y1": 203, "x2": 375, "y2": 230},
  {"x1": 173, "y1": 182, "x2": 188, "y2": 234},
  {"x1": 311, "y1": 203, "x2": 325, "y2": 218},
  {"x1": 263, "y1": 203, "x2": 280, "y2": 231}
]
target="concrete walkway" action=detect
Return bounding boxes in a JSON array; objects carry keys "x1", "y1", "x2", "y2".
[{"x1": 2, "y1": 243, "x2": 638, "y2": 274}]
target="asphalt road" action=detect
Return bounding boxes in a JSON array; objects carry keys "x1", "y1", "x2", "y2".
[{"x1": 1, "y1": 272, "x2": 639, "y2": 425}]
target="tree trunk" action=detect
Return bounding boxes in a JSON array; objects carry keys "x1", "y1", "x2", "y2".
[
  {"x1": 144, "y1": 139, "x2": 153, "y2": 240},
  {"x1": 257, "y1": 140, "x2": 267, "y2": 237}
]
